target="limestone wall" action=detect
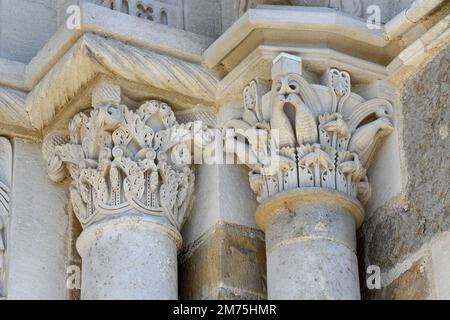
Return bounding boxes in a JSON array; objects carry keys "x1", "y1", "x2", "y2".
[
  {"x1": 360, "y1": 46, "x2": 450, "y2": 300},
  {"x1": 0, "y1": 0, "x2": 57, "y2": 63}
]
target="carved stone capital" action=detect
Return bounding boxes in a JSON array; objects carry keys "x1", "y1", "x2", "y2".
[
  {"x1": 225, "y1": 53, "x2": 394, "y2": 212},
  {"x1": 45, "y1": 83, "x2": 201, "y2": 232}
]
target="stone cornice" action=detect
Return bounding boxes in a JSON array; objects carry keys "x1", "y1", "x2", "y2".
[
  {"x1": 2, "y1": 29, "x2": 219, "y2": 140},
  {"x1": 0, "y1": 2, "x2": 213, "y2": 91},
  {"x1": 0, "y1": 4, "x2": 448, "y2": 141},
  {"x1": 0, "y1": 87, "x2": 29, "y2": 128},
  {"x1": 204, "y1": 6, "x2": 389, "y2": 71},
  {"x1": 26, "y1": 34, "x2": 219, "y2": 131},
  {"x1": 216, "y1": 45, "x2": 391, "y2": 102},
  {"x1": 205, "y1": 6, "x2": 450, "y2": 79},
  {"x1": 0, "y1": 87, "x2": 39, "y2": 140},
  {"x1": 0, "y1": 2, "x2": 216, "y2": 140}
]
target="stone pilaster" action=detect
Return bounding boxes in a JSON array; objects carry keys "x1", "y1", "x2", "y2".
[
  {"x1": 0, "y1": 137, "x2": 12, "y2": 299},
  {"x1": 225, "y1": 53, "x2": 394, "y2": 299},
  {"x1": 45, "y1": 81, "x2": 201, "y2": 299}
]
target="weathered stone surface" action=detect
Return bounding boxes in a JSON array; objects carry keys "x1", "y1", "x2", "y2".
[
  {"x1": 7, "y1": 140, "x2": 68, "y2": 300},
  {"x1": 179, "y1": 221, "x2": 266, "y2": 300},
  {"x1": 224, "y1": 53, "x2": 394, "y2": 300},
  {"x1": 0, "y1": 0, "x2": 57, "y2": 63},
  {"x1": 0, "y1": 137, "x2": 11, "y2": 298},
  {"x1": 77, "y1": 215, "x2": 181, "y2": 300},
  {"x1": 430, "y1": 232, "x2": 450, "y2": 299},
  {"x1": 361, "y1": 46, "x2": 450, "y2": 274},
  {"x1": 0, "y1": 0, "x2": 448, "y2": 301},
  {"x1": 65, "y1": 204, "x2": 82, "y2": 300},
  {"x1": 265, "y1": 201, "x2": 360, "y2": 300}
]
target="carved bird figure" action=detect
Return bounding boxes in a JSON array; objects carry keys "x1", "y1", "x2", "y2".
[
  {"x1": 270, "y1": 93, "x2": 296, "y2": 148},
  {"x1": 349, "y1": 117, "x2": 393, "y2": 167},
  {"x1": 286, "y1": 93, "x2": 318, "y2": 145},
  {"x1": 320, "y1": 114, "x2": 350, "y2": 138}
]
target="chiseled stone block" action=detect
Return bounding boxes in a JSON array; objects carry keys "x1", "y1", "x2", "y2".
[{"x1": 179, "y1": 221, "x2": 266, "y2": 300}]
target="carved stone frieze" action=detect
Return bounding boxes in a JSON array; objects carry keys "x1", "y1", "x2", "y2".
[
  {"x1": 46, "y1": 93, "x2": 203, "y2": 231},
  {"x1": 225, "y1": 54, "x2": 394, "y2": 205},
  {"x1": 0, "y1": 137, "x2": 12, "y2": 298}
]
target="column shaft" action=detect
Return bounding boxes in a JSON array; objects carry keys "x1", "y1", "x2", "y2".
[
  {"x1": 265, "y1": 202, "x2": 360, "y2": 300},
  {"x1": 77, "y1": 215, "x2": 181, "y2": 300}
]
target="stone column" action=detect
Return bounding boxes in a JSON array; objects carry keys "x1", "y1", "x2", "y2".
[
  {"x1": 257, "y1": 189, "x2": 363, "y2": 300},
  {"x1": 77, "y1": 214, "x2": 181, "y2": 300},
  {"x1": 45, "y1": 81, "x2": 199, "y2": 300},
  {"x1": 224, "y1": 54, "x2": 394, "y2": 300}
]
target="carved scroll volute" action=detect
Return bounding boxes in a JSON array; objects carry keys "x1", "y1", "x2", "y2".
[
  {"x1": 0, "y1": 137, "x2": 12, "y2": 298},
  {"x1": 225, "y1": 53, "x2": 394, "y2": 206},
  {"x1": 45, "y1": 82, "x2": 202, "y2": 232}
]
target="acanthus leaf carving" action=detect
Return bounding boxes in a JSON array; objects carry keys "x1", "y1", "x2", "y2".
[
  {"x1": 47, "y1": 99, "x2": 200, "y2": 231},
  {"x1": 225, "y1": 54, "x2": 394, "y2": 206}
]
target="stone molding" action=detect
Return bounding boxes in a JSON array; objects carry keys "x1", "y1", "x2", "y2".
[
  {"x1": 26, "y1": 33, "x2": 219, "y2": 131},
  {"x1": 0, "y1": 4, "x2": 447, "y2": 142},
  {"x1": 204, "y1": 6, "x2": 387, "y2": 70},
  {"x1": 255, "y1": 187, "x2": 364, "y2": 231},
  {"x1": 0, "y1": 87, "x2": 38, "y2": 140},
  {"x1": 224, "y1": 53, "x2": 394, "y2": 208},
  {"x1": 0, "y1": 27, "x2": 218, "y2": 140},
  {"x1": 0, "y1": 87, "x2": 29, "y2": 128},
  {"x1": 0, "y1": 137, "x2": 12, "y2": 298},
  {"x1": 76, "y1": 214, "x2": 184, "y2": 255},
  {"x1": 46, "y1": 83, "x2": 203, "y2": 231}
]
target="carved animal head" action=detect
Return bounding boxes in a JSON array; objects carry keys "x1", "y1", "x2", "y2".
[{"x1": 272, "y1": 74, "x2": 303, "y2": 98}]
